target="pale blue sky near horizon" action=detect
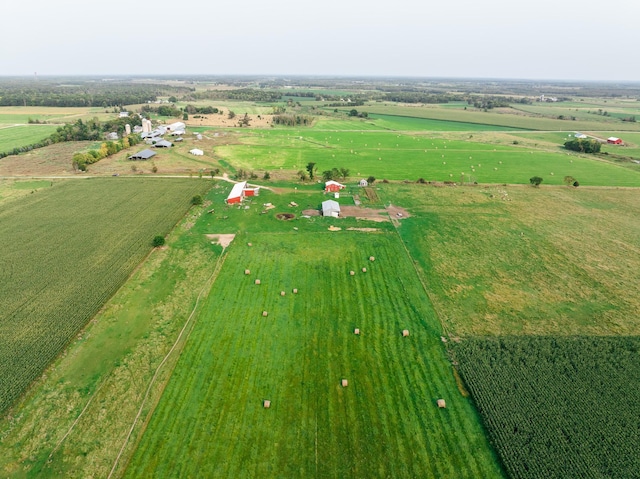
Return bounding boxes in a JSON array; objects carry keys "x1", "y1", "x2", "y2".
[{"x1": 1, "y1": 0, "x2": 638, "y2": 81}]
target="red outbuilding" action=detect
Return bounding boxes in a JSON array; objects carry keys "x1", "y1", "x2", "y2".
[
  {"x1": 607, "y1": 137, "x2": 623, "y2": 145},
  {"x1": 324, "y1": 180, "x2": 346, "y2": 193}
]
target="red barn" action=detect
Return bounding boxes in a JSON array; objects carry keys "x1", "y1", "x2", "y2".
[
  {"x1": 325, "y1": 180, "x2": 345, "y2": 193},
  {"x1": 226, "y1": 181, "x2": 246, "y2": 204},
  {"x1": 243, "y1": 186, "x2": 260, "y2": 197},
  {"x1": 607, "y1": 137, "x2": 623, "y2": 145}
]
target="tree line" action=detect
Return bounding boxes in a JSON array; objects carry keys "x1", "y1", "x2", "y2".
[
  {"x1": 0, "y1": 116, "x2": 142, "y2": 160},
  {"x1": 72, "y1": 134, "x2": 142, "y2": 171}
]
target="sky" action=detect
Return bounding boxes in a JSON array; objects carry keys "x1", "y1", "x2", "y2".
[{"x1": 1, "y1": 0, "x2": 639, "y2": 81}]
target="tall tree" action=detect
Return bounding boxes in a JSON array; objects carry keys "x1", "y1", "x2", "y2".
[{"x1": 306, "y1": 162, "x2": 317, "y2": 180}]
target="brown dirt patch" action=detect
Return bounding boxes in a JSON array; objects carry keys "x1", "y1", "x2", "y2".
[
  {"x1": 276, "y1": 213, "x2": 295, "y2": 220},
  {"x1": 302, "y1": 209, "x2": 321, "y2": 216},
  {"x1": 185, "y1": 112, "x2": 273, "y2": 129},
  {"x1": 205, "y1": 234, "x2": 236, "y2": 248},
  {"x1": 340, "y1": 206, "x2": 390, "y2": 222},
  {"x1": 386, "y1": 204, "x2": 411, "y2": 219},
  {"x1": 346, "y1": 227, "x2": 380, "y2": 232}
]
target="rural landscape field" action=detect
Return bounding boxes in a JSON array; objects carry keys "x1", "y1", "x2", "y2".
[{"x1": 1, "y1": 76, "x2": 639, "y2": 478}]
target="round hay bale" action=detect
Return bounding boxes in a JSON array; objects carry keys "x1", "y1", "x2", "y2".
[
  {"x1": 293, "y1": 288, "x2": 298, "y2": 294},
  {"x1": 354, "y1": 328, "x2": 360, "y2": 335},
  {"x1": 245, "y1": 269, "x2": 250, "y2": 275},
  {"x1": 402, "y1": 329, "x2": 410, "y2": 337},
  {"x1": 437, "y1": 399, "x2": 446, "y2": 408},
  {"x1": 362, "y1": 267, "x2": 367, "y2": 273},
  {"x1": 349, "y1": 270, "x2": 355, "y2": 276},
  {"x1": 369, "y1": 256, "x2": 375, "y2": 261},
  {"x1": 247, "y1": 242, "x2": 252, "y2": 246},
  {"x1": 263, "y1": 400, "x2": 271, "y2": 408},
  {"x1": 341, "y1": 379, "x2": 348, "y2": 387},
  {"x1": 262, "y1": 311, "x2": 268, "y2": 317},
  {"x1": 255, "y1": 279, "x2": 261, "y2": 285},
  {"x1": 280, "y1": 291, "x2": 286, "y2": 297}
]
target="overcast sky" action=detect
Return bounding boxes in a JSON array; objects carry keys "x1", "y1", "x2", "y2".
[{"x1": 2, "y1": 0, "x2": 639, "y2": 81}]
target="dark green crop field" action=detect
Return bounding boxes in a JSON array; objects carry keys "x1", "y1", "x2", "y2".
[
  {"x1": 0, "y1": 178, "x2": 210, "y2": 414},
  {"x1": 452, "y1": 337, "x2": 640, "y2": 479}
]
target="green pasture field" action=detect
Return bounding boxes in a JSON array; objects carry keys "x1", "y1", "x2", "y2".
[
  {"x1": 359, "y1": 104, "x2": 640, "y2": 132},
  {"x1": 125, "y1": 228, "x2": 503, "y2": 478},
  {"x1": 0, "y1": 178, "x2": 210, "y2": 414},
  {"x1": 215, "y1": 128, "x2": 640, "y2": 186},
  {"x1": 379, "y1": 183, "x2": 640, "y2": 336},
  {"x1": 0, "y1": 124, "x2": 58, "y2": 151},
  {"x1": 364, "y1": 114, "x2": 524, "y2": 132},
  {"x1": 0, "y1": 106, "x2": 108, "y2": 125},
  {"x1": 453, "y1": 337, "x2": 640, "y2": 479}
]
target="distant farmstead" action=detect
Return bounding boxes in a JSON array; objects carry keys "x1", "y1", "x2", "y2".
[
  {"x1": 322, "y1": 199, "x2": 340, "y2": 217},
  {"x1": 225, "y1": 181, "x2": 260, "y2": 204},
  {"x1": 128, "y1": 149, "x2": 156, "y2": 161},
  {"x1": 607, "y1": 137, "x2": 623, "y2": 145},
  {"x1": 325, "y1": 180, "x2": 345, "y2": 193}
]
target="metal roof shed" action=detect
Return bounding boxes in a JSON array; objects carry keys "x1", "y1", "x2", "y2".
[{"x1": 128, "y1": 149, "x2": 157, "y2": 160}]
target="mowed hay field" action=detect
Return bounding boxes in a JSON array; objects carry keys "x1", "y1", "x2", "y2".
[
  {"x1": 0, "y1": 178, "x2": 210, "y2": 414},
  {"x1": 124, "y1": 232, "x2": 504, "y2": 478},
  {"x1": 214, "y1": 128, "x2": 640, "y2": 186}
]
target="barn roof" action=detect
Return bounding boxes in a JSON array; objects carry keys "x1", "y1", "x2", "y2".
[
  {"x1": 227, "y1": 181, "x2": 247, "y2": 200},
  {"x1": 325, "y1": 180, "x2": 345, "y2": 188},
  {"x1": 152, "y1": 139, "x2": 173, "y2": 148},
  {"x1": 128, "y1": 149, "x2": 156, "y2": 160}
]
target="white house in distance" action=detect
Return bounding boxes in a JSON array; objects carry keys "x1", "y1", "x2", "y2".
[
  {"x1": 322, "y1": 200, "x2": 340, "y2": 217},
  {"x1": 226, "y1": 181, "x2": 260, "y2": 204},
  {"x1": 574, "y1": 132, "x2": 587, "y2": 139},
  {"x1": 189, "y1": 148, "x2": 204, "y2": 156}
]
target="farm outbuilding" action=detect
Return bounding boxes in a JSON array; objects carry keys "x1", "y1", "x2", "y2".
[
  {"x1": 152, "y1": 139, "x2": 173, "y2": 148},
  {"x1": 226, "y1": 181, "x2": 247, "y2": 204},
  {"x1": 225, "y1": 181, "x2": 260, "y2": 204},
  {"x1": 167, "y1": 121, "x2": 186, "y2": 132},
  {"x1": 607, "y1": 137, "x2": 623, "y2": 144},
  {"x1": 359, "y1": 179, "x2": 368, "y2": 187},
  {"x1": 128, "y1": 149, "x2": 156, "y2": 161},
  {"x1": 322, "y1": 200, "x2": 340, "y2": 218},
  {"x1": 189, "y1": 148, "x2": 204, "y2": 156},
  {"x1": 325, "y1": 180, "x2": 345, "y2": 193}
]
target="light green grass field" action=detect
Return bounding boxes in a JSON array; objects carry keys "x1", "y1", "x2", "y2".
[
  {"x1": 125, "y1": 230, "x2": 503, "y2": 478},
  {"x1": 215, "y1": 129, "x2": 640, "y2": 186},
  {"x1": 0, "y1": 124, "x2": 58, "y2": 151},
  {"x1": 380, "y1": 183, "x2": 640, "y2": 336}
]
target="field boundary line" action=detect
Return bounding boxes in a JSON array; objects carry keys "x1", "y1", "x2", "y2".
[
  {"x1": 387, "y1": 204, "x2": 452, "y2": 339},
  {"x1": 107, "y1": 247, "x2": 230, "y2": 479}
]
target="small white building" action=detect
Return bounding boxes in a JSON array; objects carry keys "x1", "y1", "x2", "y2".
[
  {"x1": 322, "y1": 200, "x2": 340, "y2": 218},
  {"x1": 119, "y1": 111, "x2": 129, "y2": 118},
  {"x1": 574, "y1": 133, "x2": 587, "y2": 139},
  {"x1": 167, "y1": 122, "x2": 186, "y2": 132},
  {"x1": 359, "y1": 179, "x2": 368, "y2": 187},
  {"x1": 189, "y1": 148, "x2": 204, "y2": 156}
]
